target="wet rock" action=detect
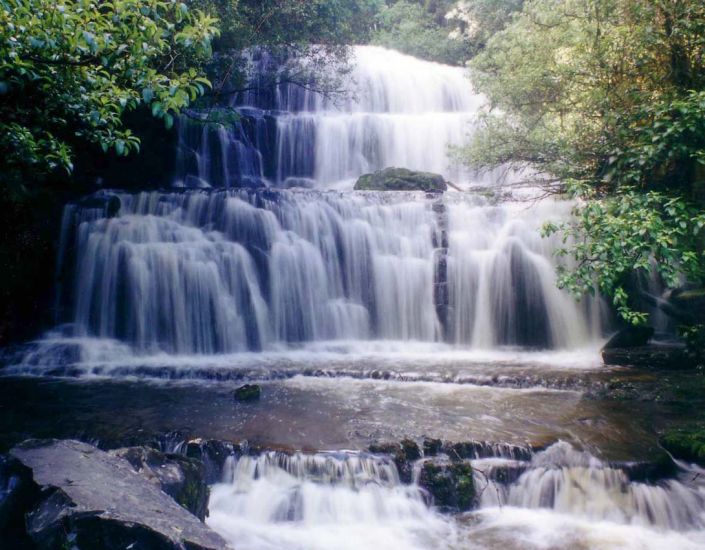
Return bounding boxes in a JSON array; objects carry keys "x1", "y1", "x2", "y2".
[
  {"x1": 0, "y1": 454, "x2": 38, "y2": 547},
  {"x1": 603, "y1": 326, "x2": 654, "y2": 349},
  {"x1": 602, "y1": 344, "x2": 695, "y2": 369},
  {"x1": 368, "y1": 438, "x2": 421, "y2": 483},
  {"x1": 354, "y1": 167, "x2": 448, "y2": 192},
  {"x1": 418, "y1": 459, "x2": 475, "y2": 512},
  {"x1": 617, "y1": 454, "x2": 678, "y2": 482},
  {"x1": 668, "y1": 287, "x2": 705, "y2": 323},
  {"x1": 234, "y1": 383, "x2": 261, "y2": 402},
  {"x1": 186, "y1": 439, "x2": 238, "y2": 484},
  {"x1": 423, "y1": 438, "x2": 443, "y2": 457},
  {"x1": 110, "y1": 446, "x2": 209, "y2": 520},
  {"x1": 9, "y1": 439, "x2": 226, "y2": 550},
  {"x1": 78, "y1": 193, "x2": 122, "y2": 218},
  {"x1": 443, "y1": 440, "x2": 533, "y2": 462}
]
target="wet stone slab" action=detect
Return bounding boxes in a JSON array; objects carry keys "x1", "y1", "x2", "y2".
[{"x1": 9, "y1": 439, "x2": 226, "y2": 550}]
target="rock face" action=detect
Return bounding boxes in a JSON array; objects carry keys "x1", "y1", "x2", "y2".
[
  {"x1": 368, "y1": 438, "x2": 421, "y2": 483},
  {"x1": 9, "y1": 439, "x2": 226, "y2": 550},
  {"x1": 354, "y1": 167, "x2": 448, "y2": 192},
  {"x1": 603, "y1": 326, "x2": 654, "y2": 349},
  {"x1": 110, "y1": 446, "x2": 210, "y2": 521},
  {"x1": 417, "y1": 460, "x2": 475, "y2": 512}
]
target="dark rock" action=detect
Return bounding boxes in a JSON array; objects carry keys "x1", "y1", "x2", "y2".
[
  {"x1": 10, "y1": 439, "x2": 226, "y2": 550},
  {"x1": 668, "y1": 287, "x2": 705, "y2": 323},
  {"x1": 0, "y1": 454, "x2": 38, "y2": 548},
  {"x1": 443, "y1": 440, "x2": 533, "y2": 462},
  {"x1": 186, "y1": 439, "x2": 238, "y2": 484},
  {"x1": 233, "y1": 383, "x2": 261, "y2": 402},
  {"x1": 423, "y1": 439, "x2": 443, "y2": 457},
  {"x1": 617, "y1": 454, "x2": 678, "y2": 482},
  {"x1": 354, "y1": 167, "x2": 448, "y2": 192},
  {"x1": 369, "y1": 439, "x2": 421, "y2": 483},
  {"x1": 418, "y1": 460, "x2": 475, "y2": 512},
  {"x1": 78, "y1": 193, "x2": 122, "y2": 218},
  {"x1": 110, "y1": 446, "x2": 209, "y2": 521},
  {"x1": 603, "y1": 326, "x2": 654, "y2": 349},
  {"x1": 433, "y1": 283, "x2": 449, "y2": 306},
  {"x1": 602, "y1": 344, "x2": 696, "y2": 369}
]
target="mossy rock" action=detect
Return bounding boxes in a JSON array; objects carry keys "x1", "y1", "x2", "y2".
[
  {"x1": 660, "y1": 426, "x2": 705, "y2": 466},
  {"x1": 418, "y1": 460, "x2": 475, "y2": 512},
  {"x1": 354, "y1": 168, "x2": 448, "y2": 192},
  {"x1": 233, "y1": 384, "x2": 261, "y2": 402}
]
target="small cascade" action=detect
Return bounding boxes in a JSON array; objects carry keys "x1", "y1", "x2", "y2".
[
  {"x1": 473, "y1": 442, "x2": 705, "y2": 532},
  {"x1": 208, "y1": 452, "x2": 456, "y2": 550},
  {"x1": 205, "y1": 443, "x2": 705, "y2": 550}
]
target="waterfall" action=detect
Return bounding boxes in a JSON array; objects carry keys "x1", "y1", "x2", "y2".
[
  {"x1": 175, "y1": 46, "x2": 493, "y2": 189},
  {"x1": 207, "y1": 443, "x2": 705, "y2": 550},
  {"x1": 41, "y1": 188, "x2": 603, "y2": 355}
]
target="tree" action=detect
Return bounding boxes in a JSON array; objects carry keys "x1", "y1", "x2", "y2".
[
  {"x1": 462, "y1": 0, "x2": 705, "y2": 327},
  {"x1": 0, "y1": 0, "x2": 219, "y2": 194}
]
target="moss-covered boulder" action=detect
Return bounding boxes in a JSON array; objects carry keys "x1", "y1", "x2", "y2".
[
  {"x1": 418, "y1": 460, "x2": 475, "y2": 512},
  {"x1": 354, "y1": 168, "x2": 448, "y2": 192}
]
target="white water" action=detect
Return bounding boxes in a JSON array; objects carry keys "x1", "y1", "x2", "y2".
[
  {"x1": 207, "y1": 444, "x2": 705, "y2": 550},
  {"x1": 34, "y1": 189, "x2": 605, "y2": 357}
]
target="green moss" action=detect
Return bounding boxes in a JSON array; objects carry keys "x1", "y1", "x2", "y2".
[
  {"x1": 418, "y1": 460, "x2": 475, "y2": 511},
  {"x1": 354, "y1": 168, "x2": 448, "y2": 192},
  {"x1": 661, "y1": 426, "x2": 705, "y2": 465}
]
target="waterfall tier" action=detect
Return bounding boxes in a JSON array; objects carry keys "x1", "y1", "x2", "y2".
[
  {"x1": 174, "y1": 46, "x2": 494, "y2": 190},
  {"x1": 51, "y1": 189, "x2": 604, "y2": 355}
]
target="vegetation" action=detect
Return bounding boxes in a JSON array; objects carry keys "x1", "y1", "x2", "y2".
[
  {"x1": 0, "y1": 0, "x2": 219, "y2": 195},
  {"x1": 371, "y1": 0, "x2": 522, "y2": 65},
  {"x1": 462, "y1": 0, "x2": 705, "y2": 329}
]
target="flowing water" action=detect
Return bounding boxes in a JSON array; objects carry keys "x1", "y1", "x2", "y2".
[{"x1": 3, "y1": 46, "x2": 704, "y2": 548}]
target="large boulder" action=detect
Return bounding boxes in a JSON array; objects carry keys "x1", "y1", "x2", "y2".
[
  {"x1": 110, "y1": 446, "x2": 210, "y2": 521},
  {"x1": 354, "y1": 167, "x2": 448, "y2": 192},
  {"x1": 603, "y1": 326, "x2": 654, "y2": 349},
  {"x1": 9, "y1": 440, "x2": 226, "y2": 550}
]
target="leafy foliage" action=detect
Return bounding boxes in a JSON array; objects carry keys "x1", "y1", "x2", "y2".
[
  {"x1": 0, "y1": 0, "x2": 219, "y2": 194},
  {"x1": 372, "y1": 0, "x2": 472, "y2": 65}
]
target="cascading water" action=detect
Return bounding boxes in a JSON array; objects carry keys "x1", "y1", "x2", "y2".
[
  {"x1": 208, "y1": 452, "x2": 455, "y2": 550},
  {"x1": 174, "y1": 46, "x2": 496, "y2": 190},
  {"x1": 21, "y1": 45, "x2": 606, "y2": 359},
  {"x1": 206, "y1": 443, "x2": 705, "y2": 550},
  {"x1": 40, "y1": 187, "x2": 602, "y2": 356}
]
